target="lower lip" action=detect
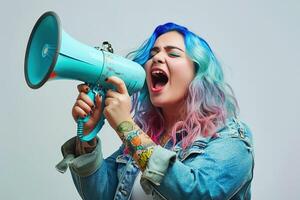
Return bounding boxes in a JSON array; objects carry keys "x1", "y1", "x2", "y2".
[{"x1": 151, "y1": 84, "x2": 166, "y2": 93}]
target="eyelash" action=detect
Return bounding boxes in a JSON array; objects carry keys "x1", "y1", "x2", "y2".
[
  {"x1": 149, "y1": 52, "x2": 180, "y2": 59},
  {"x1": 168, "y1": 52, "x2": 180, "y2": 57}
]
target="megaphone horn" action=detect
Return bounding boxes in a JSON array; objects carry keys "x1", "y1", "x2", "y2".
[{"x1": 24, "y1": 11, "x2": 145, "y2": 143}]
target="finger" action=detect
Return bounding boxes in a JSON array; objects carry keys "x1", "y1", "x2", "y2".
[
  {"x1": 75, "y1": 99, "x2": 93, "y2": 115},
  {"x1": 73, "y1": 106, "x2": 88, "y2": 120},
  {"x1": 90, "y1": 95, "x2": 103, "y2": 120},
  {"x1": 104, "y1": 97, "x2": 117, "y2": 106},
  {"x1": 95, "y1": 94, "x2": 102, "y2": 109},
  {"x1": 77, "y1": 84, "x2": 90, "y2": 93},
  {"x1": 106, "y1": 89, "x2": 121, "y2": 98},
  {"x1": 106, "y1": 76, "x2": 128, "y2": 94},
  {"x1": 77, "y1": 92, "x2": 95, "y2": 108}
]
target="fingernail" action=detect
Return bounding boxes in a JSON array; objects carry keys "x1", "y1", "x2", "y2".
[
  {"x1": 92, "y1": 105, "x2": 95, "y2": 109},
  {"x1": 84, "y1": 114, "x2": 87, "y2": 117}
]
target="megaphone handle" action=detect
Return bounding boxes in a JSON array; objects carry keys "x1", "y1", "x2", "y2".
[{"x1": 77, "y1": 86, "x2": 106, "y2": 142}]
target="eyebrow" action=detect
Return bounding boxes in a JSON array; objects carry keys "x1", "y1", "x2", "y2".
[{"x1": 150, "y1": 45, "x2": 184, "y2": 53}]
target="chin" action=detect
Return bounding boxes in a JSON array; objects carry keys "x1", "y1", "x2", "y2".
[
  {"x1": 150, "y1": 95, "x2": 180, "y2": 109},
  {"x1": 149, "y1": 98, "x2": 164, "y2": 108}
]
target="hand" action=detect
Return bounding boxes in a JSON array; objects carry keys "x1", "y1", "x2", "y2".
[
  {"x1": 104, "y1": 76, "x2": 133, "y2": 131},
  {"x1": 72, "y1": 84, "x2": 102, "y2": 134}
]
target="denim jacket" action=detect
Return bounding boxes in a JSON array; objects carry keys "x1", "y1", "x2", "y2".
[{"x1": 57, "y1": 117, "x2": 254, "y2": 200}]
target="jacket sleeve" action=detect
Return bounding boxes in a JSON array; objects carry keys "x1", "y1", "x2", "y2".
[
  {"x1": 140, "y1": 133, "x2": 254, "y2": 199},
  {"x1": 59, "y1": 136, "x2": 124, "y2": 200}
]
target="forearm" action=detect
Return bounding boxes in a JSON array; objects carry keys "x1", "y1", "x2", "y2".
[{"x1": 116, "y1": 121, "x2": 156, "y2": 171}]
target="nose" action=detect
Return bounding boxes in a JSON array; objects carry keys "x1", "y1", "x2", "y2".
[{"x1": 152, "y1": 51, "x2": 165, "y2": 64}]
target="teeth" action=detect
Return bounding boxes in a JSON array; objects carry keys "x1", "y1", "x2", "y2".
[{"x1": 151, "y1": 70, "x2": 165, "y2": 75}]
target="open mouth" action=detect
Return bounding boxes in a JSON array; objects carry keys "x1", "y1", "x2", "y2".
[{"x1": 151, "y1": 69, "x2": 169, "y2": 91}]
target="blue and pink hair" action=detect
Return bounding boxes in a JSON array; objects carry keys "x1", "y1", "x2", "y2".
[{"x1": 127, "y1": 23, "x2": 239, "y2": 149}]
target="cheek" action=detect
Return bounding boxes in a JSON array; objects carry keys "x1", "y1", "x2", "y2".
[
  {"x1": 144, "y1": 60, "x2": 151, "y2": 71},
  {"x1": 172, "y1": 62, "x2": 195, "y2": 86},
  {"x1": 144, "y1": 62, "x2": 152, "y2": 85}
]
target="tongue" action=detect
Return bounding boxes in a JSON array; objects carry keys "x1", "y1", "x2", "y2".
[{"x1": 154, "y1": 82, "x2": 166, "y2": 89}]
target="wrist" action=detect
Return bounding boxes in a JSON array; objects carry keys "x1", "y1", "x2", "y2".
[
  {"x1": 116, "y1": 120, "x2": 138, "y2": 141},
  {"x1": 75, "y1": 137, "x2": 97, "y2": 156},
  {"x1": 123, "y1": 129, "x2": 155, "y2": 171}
]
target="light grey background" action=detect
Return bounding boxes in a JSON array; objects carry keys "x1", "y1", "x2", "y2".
[{"x1": 1, "y1": 0, "x2": 299, "y2": 199}]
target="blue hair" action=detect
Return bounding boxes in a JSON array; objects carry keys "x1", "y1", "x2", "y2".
[{"x1": 128, "y1": 22, "x2": 239, "y2": 148}]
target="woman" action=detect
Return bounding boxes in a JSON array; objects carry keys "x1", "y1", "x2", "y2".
[{"x1": 58, "y1": 23, "x2": 254, "y2": 200}]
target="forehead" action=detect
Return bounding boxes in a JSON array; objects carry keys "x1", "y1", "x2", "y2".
[{"x1": 154, "y1": 31, "x2": 185, "y2": 49}]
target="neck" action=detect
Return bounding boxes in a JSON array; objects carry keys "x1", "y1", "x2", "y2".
[{"x1": 161, "y1": 102, "x2": 186, "y2": 134}]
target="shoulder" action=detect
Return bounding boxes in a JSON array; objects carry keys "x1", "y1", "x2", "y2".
[
  {"x1": 184, "y1": 117, "x2": 254, "y2": 163},
  {"x1": 189, "y1": 117, "x2": 254, "y2": 173},
  {"x1": 200, "y1": 117, "x2": 254, "y2": 169},
  {"x1": 174, "y1": 117, "x2": 254, "y2": 161},
  {"x1": 215, "y1": 117, "x2": 254, "y2": 149}
]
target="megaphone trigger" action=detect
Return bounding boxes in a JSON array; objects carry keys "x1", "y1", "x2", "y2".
[{"x1": 76, "y1": 84, "x2": 107, "y2": 142}]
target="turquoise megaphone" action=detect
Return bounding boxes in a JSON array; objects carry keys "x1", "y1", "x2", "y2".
[{"x1": 24, "y1": 11, "x2": 146, "y2": 142}]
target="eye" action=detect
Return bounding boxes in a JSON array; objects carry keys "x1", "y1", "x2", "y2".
[
  {"x1": 148, "y1": 51, "x2": 158, "y2": 60},
  {"x1": 168, "y1": 52, "x2": 180, "y2": 57}
]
